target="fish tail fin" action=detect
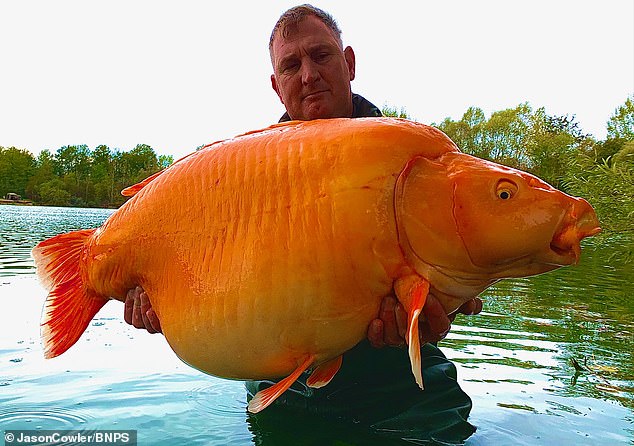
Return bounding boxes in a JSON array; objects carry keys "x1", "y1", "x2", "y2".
[{"x1": 32, "y1": 229, "x2": 108, "y2": 359}]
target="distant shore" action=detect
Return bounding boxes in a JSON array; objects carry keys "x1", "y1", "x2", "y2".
[{"x1": 0, "y1": 199, "x2": 33, "y2": 206}]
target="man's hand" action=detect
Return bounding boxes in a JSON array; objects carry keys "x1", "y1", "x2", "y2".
[
  {"x1": 124, "y1": 286, "x2": 162, "y2": 334},
  {"x1": 367, "y1": 294, "x2": 482, "y2": 348}
]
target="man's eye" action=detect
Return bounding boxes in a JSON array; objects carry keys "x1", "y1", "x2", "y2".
[
  {"x1": 281, "y1": 62, "x2": 299, "y2": 73},
  {"x1": 314, "y1": 53, "x2": 330, "y2": 62}
]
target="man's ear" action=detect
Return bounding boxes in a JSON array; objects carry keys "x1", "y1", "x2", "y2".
[
  {"x1": 344, "y1": 46, "x2": 356, "y2": 81},
  {"x1": 271, "y1": 74, "x2": 284, "y2": 103}
]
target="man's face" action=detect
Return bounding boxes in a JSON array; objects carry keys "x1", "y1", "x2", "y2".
[{"x1": 270, "y1": 16, "x2": 356, "y2": 121}]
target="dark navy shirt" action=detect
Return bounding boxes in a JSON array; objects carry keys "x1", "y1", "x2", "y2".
[{"x1": 278, "y1": 93, "x2": 382, "y2": 122}]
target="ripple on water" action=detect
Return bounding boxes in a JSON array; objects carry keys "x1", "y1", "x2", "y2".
[
  {"x1": 186, "y1": 381, "x2": 246, "y2": 418},
  {"x1": 0, "y1": 405, "x2": 95, "y2": 430}
]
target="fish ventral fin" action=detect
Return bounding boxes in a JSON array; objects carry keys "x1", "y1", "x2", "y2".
[
  {"x1": 247, "y1": 355, "x2": 315, "y2": 413},
  {"x1": 32, "y1": 229, "x2": 109, "y2": 359},
  {"x1": 394, "y1": 276, "x2": 430, "y2": 390},
  {"x1": 306, "y1": 355, "x2": 343, "y2": 388}
]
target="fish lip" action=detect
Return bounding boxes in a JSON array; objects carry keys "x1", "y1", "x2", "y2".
[
  {"x1": 546, "y1": 196, "x2": 602, "y2": 265},
  {"x1": 548, "y1": 241, "x2": 578, "y2": 264},
  {"x1": 549, "y1": 224, "x2": 601, "y2": 265},
  {"x1": 582, "y1": 226, "x2": 602, "y2": 238}
]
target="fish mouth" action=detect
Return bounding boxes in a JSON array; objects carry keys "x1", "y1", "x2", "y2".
[{"x1": 549, "y1": 199, "x2": 601, "y2": 265}]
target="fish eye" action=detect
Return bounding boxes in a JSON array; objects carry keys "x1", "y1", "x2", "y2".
[{"x1": 495, "y1": 180, "x2": 518, "y2": 200}]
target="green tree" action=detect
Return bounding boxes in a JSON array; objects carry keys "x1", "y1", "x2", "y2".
[
  {"x1": 38, "y1": 178, "x2": 71, "y2": 206},
  {"x1": 0, "y1": 146, "x2": 36, "y2": 197},
  {"x1": 54, "y1": 144, "x2": 92, "y2": 178},
  {"x1": 1, "y1": 142, "x2": 169, "y2": 208},
  {"x1": 526, "y1": 109, "x2": 590, "y2": 188},
  {"x1": 436, "y1": 107, "x2": 488, "y2": 158},
  {"x1": 607, "y1": 96, "x2": 634, "y2": 140},
  {"x1": 585, "y1": 137, "x2": 628, "y2": 167},
  {"x1": 381, "y1": 105, "x2": 410, "y2": 119},
  {"x1": 158, "y1": 154, "x2": 174, "y2": 170},
  {"x1": 92, "y1": 145, "x2": 113, "y2": 182},
  {"x1": 482, "y1": 103, "x2": 533, "y2": 169},
  {"x1": 91, "y1": 145, "x2": 118, "y2": 207},
  {"x1": 127, "y1": 143, "x2": 159, "y2": 174},
  {"x1": 52, "y1": 144, "x2": 94, "y2": 205},
  {"x1": 25, "y1": 149, "x2": 56, "y2": 201},
  {"x1": 563, "y1": 145, "x2": 634, "y2": 232},
  {"x1": 436, "y1": 103, "x2": 533, "y2": 167},
  {"x1": 116, "y1": 144, "x2": 160, "y2": 187}
]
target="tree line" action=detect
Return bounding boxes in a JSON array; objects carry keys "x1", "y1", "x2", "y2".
[
  {"x1": 385, "y1": 96, "x2": 634, "y2": 233},
  {"x1": 0, "y1": 144, "x2": 173, "y2": 208},
  {"x1": 1, "y1": 96, "x2": 632, "y2": 232}
]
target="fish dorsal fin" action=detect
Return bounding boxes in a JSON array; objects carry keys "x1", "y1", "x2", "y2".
[
  {"x1": 121, "y1": 122, "x2": 305, "y2": 197},
  {"x1": 120, "y1": 149, "x2": 202, "y2": 197},
  {"x1": 121, "y1": 170, "x2": 165, "y2": 197}
]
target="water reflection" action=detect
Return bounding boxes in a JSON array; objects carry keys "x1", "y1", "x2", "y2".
[
  {"x1": 0, "y1": 206, "x2": 113, "y2": 276},
  {"x1": 442, "y1": 234, "x2": 633, "y2": 443},
  {"x1": 0, "y1": 205, "x2": 632, "y2": 445}
]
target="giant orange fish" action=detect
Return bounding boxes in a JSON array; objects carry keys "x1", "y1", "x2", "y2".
[{"x1": 32, "y1": 118, "x2": 600, "y2": 413}]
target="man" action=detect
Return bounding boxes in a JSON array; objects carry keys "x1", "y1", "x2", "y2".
[{"x1": 125, "y1": 4, "x2": 481, "y2": 442}]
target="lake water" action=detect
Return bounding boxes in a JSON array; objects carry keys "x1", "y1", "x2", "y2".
[{"x1": 0, "y1": 205, "x2": 632, "y2": 445}]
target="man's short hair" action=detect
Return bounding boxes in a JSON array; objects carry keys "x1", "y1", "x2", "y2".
[{"x1": 269, "y1": 4, "x2": 343, "y2": 53}]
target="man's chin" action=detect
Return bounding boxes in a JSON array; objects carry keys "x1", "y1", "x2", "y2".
[{"x1": 303, "y1": 108, "x2": 333, "y2": 121}]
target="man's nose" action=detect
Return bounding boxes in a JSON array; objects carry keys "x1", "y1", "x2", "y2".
[{"x1": 300, "y1": 60, "x2": 321, "y2": 85}]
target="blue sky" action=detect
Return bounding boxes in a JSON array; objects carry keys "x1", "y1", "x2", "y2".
[{"x1": 1, "y1": 0, "x2": 632, "y2": 159}]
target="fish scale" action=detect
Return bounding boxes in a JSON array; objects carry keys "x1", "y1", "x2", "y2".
[{"x1": 147, "y1": 128, "x2": 362, "y2": 377}]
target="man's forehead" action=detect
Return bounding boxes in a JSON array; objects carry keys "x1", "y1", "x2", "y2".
[
  {"x1": 276, "y1": 39, "x2": 339, "y2": 60},
  {"x1": 271, "y1": 16, "x2": 341, "y2": 57}
]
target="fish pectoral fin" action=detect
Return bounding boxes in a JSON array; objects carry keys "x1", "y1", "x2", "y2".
[
  {"x1": 306, "y1": 355, "x2": 343, "y2": 389},
  {"x1": 394, "y1": 276, "x2": 430, "y2": 390},
  {"x1": 407, "y1": 284, "x2": 428, "y2": 390},
  {"x1": 247, "y1": 355, "x2": 315, "y2": 413}
]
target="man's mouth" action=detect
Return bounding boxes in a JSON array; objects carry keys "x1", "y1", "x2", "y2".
[{"x1": 303, "y1": 90, "x2": 328, "y2": 100}]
